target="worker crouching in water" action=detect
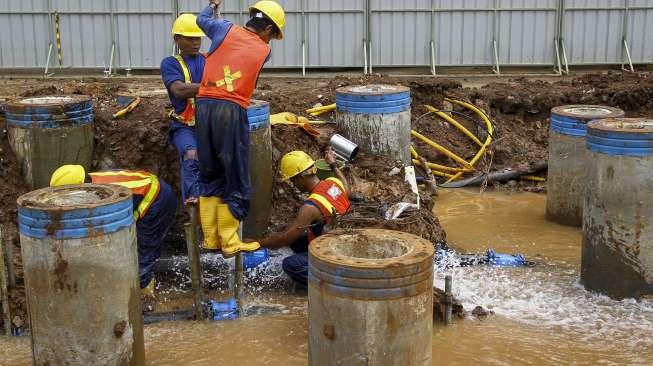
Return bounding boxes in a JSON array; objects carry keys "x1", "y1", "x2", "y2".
[
  {"x1": 258, "y1": 149, "x2": 351, "y2": 286},
  {"x1": 160, "y1": 14, "x2": 205, "y2": 205},
  {"x1": 50, "y1": 165, "x2": 176, "y2": 295},
  {"x1": 194, "y1": 0, "x2": 285, "y2": 256}
]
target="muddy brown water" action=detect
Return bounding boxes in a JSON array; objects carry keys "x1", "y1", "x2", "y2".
[{"x1": 2, "y1": 189, "x2": 652, "y2": 365}]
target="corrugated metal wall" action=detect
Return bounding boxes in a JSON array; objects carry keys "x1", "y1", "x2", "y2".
[{"x1": 0, "y1": 0, "x2": 651, "y2": 72}]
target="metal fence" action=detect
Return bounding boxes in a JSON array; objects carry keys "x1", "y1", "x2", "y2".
[{"x1": 0, "y1": 0, "x2": 651, "y2": 74}]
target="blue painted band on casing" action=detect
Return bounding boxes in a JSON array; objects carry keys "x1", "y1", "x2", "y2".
[
  {"x1": 587, "y1": 128, "x2": 653, "y2": 157},
  {"x1": 336, "y1": 90, "x2": 411, "y2": 114},
  {"x1": 336, "y1": 97, "x2": 412, "y2": 109},
  {"x1": 336, "y1": 103, "x2": 411, "y2": 114},
  {"x1": 310, "y1": 263, "x2": 432, "y2": 290},
  {"x1": 7, "y1": 114, "x2": 94, "y2": 128},
  {"x1": 5, "y1": 105, "x2": 94, "y2": 122},
  {"x1": 308, "y1": 272, "x2": 429, "y2": 300},
  {"x1": 550, "y1": 114, "x2": 589, "y2": 137},
  {"x1": 18, "y1": 198, "x2": 134, "y2": 239},
  {"x1": 11, "y1": 100, "x2": 93, "y2": 115},
  {"x1": 336, "y1": 91, "x2": 411, "y2": 103},
  {"x1": 247, "y1": 103, "x2": 270, "y2": 131}
]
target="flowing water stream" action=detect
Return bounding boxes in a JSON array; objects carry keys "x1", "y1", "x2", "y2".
[{"x1": 1, "y1": 189, "x2": 652, "y2": 365}]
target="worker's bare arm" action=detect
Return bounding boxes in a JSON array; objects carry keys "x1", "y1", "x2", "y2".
[
  {"x1": 325, "y1": 147, "x2": 349, "y2": 195},
  {"x1": 259, "y1": 204, "x2": 323, "y2": 248},
  {"x1": 169, "y1": 81, "x2": 200, "y2": 100}
]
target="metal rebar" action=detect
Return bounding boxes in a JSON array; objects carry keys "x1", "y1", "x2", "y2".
[
  {"x1": 444, "y1": 275, "x2": 453, "y2": 325},
  {"x1": 2, "y1": 228, "x2": 15, "y2": 289},
  {"x1": 184, "y1": 206, "x2": 203, "y2": 320},
  {"x1": 0, "y1": 226, "x2": 12, "y2": 335},
  {"x1": 234, "y1": 253, "x2": 244, "y2": 303}
]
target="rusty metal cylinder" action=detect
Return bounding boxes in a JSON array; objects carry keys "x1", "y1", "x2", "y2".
[
  {"x1": 581, "y1": 118, "x2": 653, "y2": 299},
  {"x1": 5, "y1": 95, "x2": 94, "y2": 189},
  {"x1": 336, "y1": 85, "x2": 412, "y2": 164},
  {"x1": 17, "y1": 184, "x2": 144, "y2": 365},
  {"x1": 546, "y1": 105, "x2": 624, "y2": 226},
  {"x1": 308, "y1": 229, "x2": 434, "y2": 365},
  {"x1": 244, "y1": 99, "x2": 273, "y2": 238}
]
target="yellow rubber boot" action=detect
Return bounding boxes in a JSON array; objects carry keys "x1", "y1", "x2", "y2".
[
  {"x1": 141, "y1": 278, "x2": 156, "y2": 298},
  {"x1": 199, "y1": 196, "x2": 220, "y2": 250},
  {"x1": 216, "y1": 202, "x2": 260, "y2": 257}
]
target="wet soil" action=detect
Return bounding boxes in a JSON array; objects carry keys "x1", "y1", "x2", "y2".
[{"x1": 2, "y1": 71, "x2": 653, "y2": 329}]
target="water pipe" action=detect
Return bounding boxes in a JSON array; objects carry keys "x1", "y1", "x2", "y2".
[
  {"x1": 424, "y1": 105, "x2": 483, "y2": 147},
  {"x1": 411, "y1": 130, "x2": 472, "y2": 169}
]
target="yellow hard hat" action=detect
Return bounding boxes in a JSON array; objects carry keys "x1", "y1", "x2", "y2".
[
  {"x1": 50, "y1": 165, "x2": 86, "y2": 187},
  {"x1": 280, "y1": 151, "x2": 316, "y2": 181},
  {"x1": 171, "y1": 14, "x2": 205, "y2": 38},
  {"x1": 249, "y1": 1, "x2": 286, "y2": 39}
]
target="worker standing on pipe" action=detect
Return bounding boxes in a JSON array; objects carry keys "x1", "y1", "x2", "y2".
[
  {"x1": 194, "y1": 0, "x2": 285, "y2": 256},
  {"x1": 258, "y1": 149, "x2": 351, "y2": 286},
  {"x1": 160, "y1": 14, "x2": 205, "y2": 206},
  {"x1": 50, "y1": 165, "x2": 177, "y2": 296}
]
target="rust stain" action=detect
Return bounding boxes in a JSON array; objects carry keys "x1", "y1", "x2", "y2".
[
  {"x1": 113, "y1": 320, "x2": 127, "y2": 338},
  {"x1": 386, "y1": 313, "x2": 398, "y2": 337},
  {"x1": 45, "y1": 210, "x2": 63, "y2": 237},
  {"x1": 52, "y1": 249, "x2": 71, "y2": 291},
  {"x1": 323, "y1": 324, "x2": 335, "y2": 341}
]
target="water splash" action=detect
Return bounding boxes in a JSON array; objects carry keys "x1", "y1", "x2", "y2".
[{"x1": 435, "y1": 263, "x2": 653, "y2": 345}]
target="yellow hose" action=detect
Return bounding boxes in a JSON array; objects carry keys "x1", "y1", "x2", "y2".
[
  {"x1": 443, "y1": 98, "x2": 494, "y2": 183},
  {"x1": 411, "y1": 159, "x2": 472, "y2": 173},
  {"x1": 424, "y1": 105, "x2": 483, "y2": 147},
  {"x1": 306, "y1": 103, "x2": 336, "y2": 117},
  {"x1": 521, "y1": 175, "x2": 546, "y2": 182},
  {"x1": 411, "y1": 130, "x2": 472, "y2": 169}
]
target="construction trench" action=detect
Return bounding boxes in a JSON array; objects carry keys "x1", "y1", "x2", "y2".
[{"x1": 0, "y1": 71, "x2": 652, "y2": 364}]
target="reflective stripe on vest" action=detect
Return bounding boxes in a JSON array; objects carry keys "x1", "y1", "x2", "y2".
[
  {"x1": 89, "y1": 171, "x2": 161, "y2": 221},
  {"x1": 168, "y1": 55, "x2": 196, "y2": 126},
  {"x1": 307, "y1": 178, "x2": 350, "y2": 223},
  {"x1": 197, "y1": 25, "x2": 270, "y2": 108}
]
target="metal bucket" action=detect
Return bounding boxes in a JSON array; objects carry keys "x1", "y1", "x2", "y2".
[
  {"x1": 336, "y1": 85, "x2": 411, "y2": 164},
  {"x1": 546, "y1": 105, "x2": 624, "y2": 226},
  {"x1": 581, "y1": 118, "x2": 653, "y2": 299},
  {"x1": 308, "y1": 229, "x2": 434, "y2": 365},
  {"x1": 5, "y1": 95, "x2": 94, "y2": 189},
  {"x1": 329, "y1": 133, "x2": 359, "y2": 161},
  {"x1": 244, "y1": 100, "x2": 273, "y2": 238},
  {"x1": 17, "y1": 184, "x2": 144, "y2": 365}
]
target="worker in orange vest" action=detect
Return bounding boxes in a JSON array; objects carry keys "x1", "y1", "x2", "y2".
[
  {"x1": 161, "y1": 14, "x2": 206, "y2": 205},
  {"x1": 194, "y1": 0, "x2": 285, "y2": 256},
  {"x1": 50, "y1": 165, "x2": 177, "y2": 295},
  {"x1": 258, "y1": 149, "x2": 351, "y2": 286}
]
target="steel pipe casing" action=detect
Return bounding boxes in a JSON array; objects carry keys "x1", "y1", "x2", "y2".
[
  {"x1": 17, "y1": 184, "x2": 144, "y2": 365},
  {"x1": 582, "y1": 118, "x2": 653, "y2": 299},
  {"x1": 336, "y1": 85, "x2": 412, "y2": 164},
  {"x1": 546, "y1": 105, "x2": 624, "y2": 226},
  {"x1": 5, "y1": 95, "x2": 94, "y2": 189},
  {"x1": 244, "y1": 100, "x2": 273, "y2": 238},
  {"x1": 308, "y1": 229, "x2": 434, "y2": 366}
]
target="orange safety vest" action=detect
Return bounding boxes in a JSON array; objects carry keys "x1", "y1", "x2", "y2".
[
  {"x1": 306, "y1": 178, "x2": 350, "y2": 242},
  {"x1": 197, "y1": 25, "x2": 270, "y2": 108},
  {"x1": 168, "y1": 55, "x2": 199, "y2": 126},
  {"x1": 308, "y1": 178, "x2": 350, "y2": 224},
  {"x1": 89, "y1": 170, "x2": 161, "y2": 221}
]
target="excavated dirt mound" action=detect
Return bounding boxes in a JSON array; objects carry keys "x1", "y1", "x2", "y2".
[{"x1": 2, "y1": 71, "x2": 653, "y2": 328}]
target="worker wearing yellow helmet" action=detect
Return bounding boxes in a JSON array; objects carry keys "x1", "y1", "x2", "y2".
[
  {"x1": 193, "y1": 1, "x2": 285, "y2": 255},
  {"x1": 256, "y1": 148, "x2": 351, "y2": 286},
  {"x1": 50, "y1": 165, "x2": 177, "y2": 297},
  {"x1": 161, "y1": 13, "x2": 206, "y2": 207}
]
